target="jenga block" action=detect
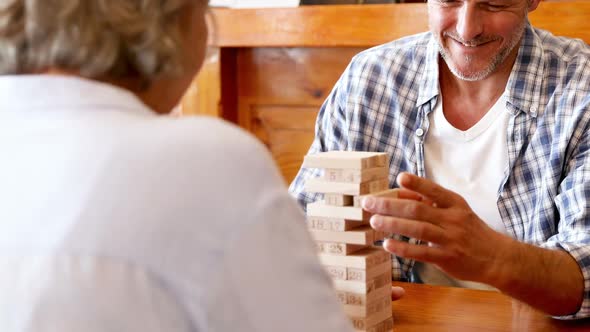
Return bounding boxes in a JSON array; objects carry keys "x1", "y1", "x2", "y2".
[
  {"x1": 335, "y1": 284, "x2": 390, "y2": 306},
  {"x1": 307, "y1": 202, "x2": 369, "y2": 221},
  {"x1": 310, "y1": 226, "x2": 385, "y2": 245},
  {"x1": 303, "y1": 151, "x2": 388, "y2": 170},
  {"x1": 333, "y1": 271, "x2": 391, "y2": 293},
  {"x1": 353, "y1": 189, "x2": 401, "y2": 207},
  {"x1": 343, "y1": 295, "x2": 392, "y2": 317},
  {"x1": 324, "y1": 166, "x2": 389, "y2": 184},
  {"x1": 356, "y1": 316, "x2": 393, "y2": 332},
  {"x1": 324, "y1": 193, "x2": 354, "y2": 206},
  {"x1": 324, "y1": 260, "x2": 392, "y2": 282},
  {"x1": 316, "y1": 242, "x2": 367, "y2": 255},
  {"x1": 346, "y1": 261, "x2": 391, "y2": 282},
  {"x1": 350, "y1": 306, "x2": 392, "y2": 331},
  {"x1": 307, "y1": 216, "x2": 369, "y2": 231},
  {"x1": 325, "y1": 265, "x2": 349, "y2": 280},
  {"x1": 318, "y1": 247, "x2": 390, "y2": 269},
  {"x1": 305, "y1": 178, "x2": 389, "y2": 195}
]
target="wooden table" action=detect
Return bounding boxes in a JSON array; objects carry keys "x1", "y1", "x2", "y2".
[{"x1": 391, "y1": 282, "x2": 590, "y2": 331}]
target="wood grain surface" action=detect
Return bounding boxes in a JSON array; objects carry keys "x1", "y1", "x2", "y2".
[{"x1": 392, "y1": 282, "x2": 590, "y2": 332}]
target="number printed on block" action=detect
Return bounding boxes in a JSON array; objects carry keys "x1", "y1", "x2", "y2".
[
  {"x1": 342, "y1": 295, "x2": 392, "y2": 317},
  {"x1": 323, "y1": 166, "x2": 389, "y2": 184},
  {"x1": 316, "y1": 241, "x2": 367, "y2": 255},
  {"x1": 334, "y1": 284, "x2": 390, "y2": 306},
  {"x1": 350, "y1": 306, "x2": 392, "y2": 330},
  {"x1": 324, "y1": 260, "x2": 391, "y2": 282},
  {"x1": 307, "y1": 216, "x2": 369, "y2": 231},
  {"x1": 324, "y1": 193, "x2": 354, "y2": 206},
  {"x1": 333, "y1": 271, "x2": 392, "y2": 293}
]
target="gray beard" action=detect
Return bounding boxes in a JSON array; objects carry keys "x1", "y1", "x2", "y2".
[{"x1": 436, "y1": 21, "x2": 526, "y2": 82}]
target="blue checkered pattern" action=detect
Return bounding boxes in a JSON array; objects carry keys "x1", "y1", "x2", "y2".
[{"x1": 289, "y1": 23, "x2": 590, "y2": 319}]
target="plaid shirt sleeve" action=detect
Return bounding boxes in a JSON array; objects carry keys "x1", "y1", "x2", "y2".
[
  {"x1": 499, "y1": 30, "x2": 590, "y2": 319},
  {"x1": 540, "y1": 98, "x2": 590, "y2": 320}
]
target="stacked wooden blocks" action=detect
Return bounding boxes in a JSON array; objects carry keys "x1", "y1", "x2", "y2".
[{"x1": 303, "y1": 151, "x2": 398, "y2": 332}]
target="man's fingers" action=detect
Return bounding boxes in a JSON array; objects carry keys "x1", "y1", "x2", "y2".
[
  {"x1": 391, "y1": 286, "x2": 405, "y2": 301},
  {"x1": 396, "y1": 172, "x2": 457, "y2": 208},
  {"x1": 395, "y1": 188, "x2": 436, "y2": 206},
  {"x1": 382, "y1": 238, "x2": 446, "y2": 263},
  {"x1": 370, "y1": 215, "x2": 447, "y2": 244},
  {"x1": 362, "y1": 196, "x2": 444, "y2": 226}
]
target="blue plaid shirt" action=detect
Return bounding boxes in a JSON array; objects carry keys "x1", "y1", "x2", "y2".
[{"x1": 289, "y1": 23, "x2": 590, "y2": 319}]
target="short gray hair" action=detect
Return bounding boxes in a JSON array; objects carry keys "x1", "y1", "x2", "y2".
[{"x1": 0, "y1": 0, "x2": 199, "y2": 81}]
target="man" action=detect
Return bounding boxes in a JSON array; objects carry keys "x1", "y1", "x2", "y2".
[
  {"x1": 290, "y1": 0, "x2": 590, "y2": 319},
  {"x1": 0, "y1": 0, "x2": 354, "y2": 330}
]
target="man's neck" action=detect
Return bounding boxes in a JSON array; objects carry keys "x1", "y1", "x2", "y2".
[{"x1": 438, "y1": 50, "x2": 518, "y2": 131}]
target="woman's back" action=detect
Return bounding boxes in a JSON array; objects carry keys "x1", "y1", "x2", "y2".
[{"x1": 0, "y1": 75, "x2": 354, "y2": 331}]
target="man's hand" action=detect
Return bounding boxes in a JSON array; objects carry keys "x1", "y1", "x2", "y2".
[
  {"x1": 362, "y1": 172, "x2": 506, "y2": 284},
  {"x1": 363, "y1": 172, "x2": 585, "y2": 316}
]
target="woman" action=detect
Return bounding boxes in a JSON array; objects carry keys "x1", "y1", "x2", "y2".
[{"x1": 0, "y1": 1, "x2": 354, "y2": 330}]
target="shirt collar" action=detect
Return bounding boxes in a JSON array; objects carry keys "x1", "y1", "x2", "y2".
[
  {"x1": 416, "y1": 22, "x2": 545, "y2": 118},
  {"x1": 505, "y1": 22, "x2": 545, "y2": 117},
  {"x1": 0, "y1": 75, "x2": 153, "y2": 115},
  {"x1": 416, "y1": 34, "x2": 441, "y2": 108}
]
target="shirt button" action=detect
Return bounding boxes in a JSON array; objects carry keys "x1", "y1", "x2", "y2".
[{"x1": 415, "y1": 128, "x2": 425, "y2": 137}]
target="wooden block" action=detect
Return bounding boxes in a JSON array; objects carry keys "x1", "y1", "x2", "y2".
[
  {"x1": 305, "y1": 178, "x2": 389, "y2": 195},
  {"x1": 324, "y1": 166, "x2": 389, "y2": 184},
  {"x1": 318, "y1": 247, "x2": 390, "y2": 269},
  {"x1": 355, "y1": 316, "x2": 393, "y2": 332},
  {"x1": 335, "y1": 284, "x2": 390, "y2": 306},
  {"x1": 310, "y1": 226, "x2": 385, "y2": 245},
  {"x1": 350, "y1": 306, "x2": 392, "y2": 331},
  {"x1": 324, "y1": 260, "x2": 392, "y2": 282},
  {"x1": 303, "y1": 151, "x2": 388, "y2": 170},
  {"x1": 345, "y1": 261, "x2": 391, "y2": 282},
  {"x1": 354, "y1": 189, "x2": 401, "y2": 207},
  {"x1": 307, "y1": 216, "x2": 369, "y2": 231},
  {"x1": 324, "y1": 265, "x2": 349, "y2": 280},
  {"x1": 307, "y1": 202, "x2": 369, "y2": 221},
  {"x1": 333, "y1": 271, "x2": 391, "y2": 293},
  {"x1": 343, "y1": 295, "x2": 392, "y2": 317},
  {"x1": 324, "y1": 193, "x2": 354, "y2": 206},
  {"x1": 316, "y1": 242, "x2": 367, "y2": 255}
]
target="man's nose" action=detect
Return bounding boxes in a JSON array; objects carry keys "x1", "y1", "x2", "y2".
[{"x1": 456, "y1": 3, "x2": 484, "y2": 42}]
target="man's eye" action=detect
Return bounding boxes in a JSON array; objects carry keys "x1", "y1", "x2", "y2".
[
  {"x1": 437, "y1": 0, "x2": 461, "y2": 6},
  {"x1": 486, "y1": 3, "x2": 506, "y2": 11}
]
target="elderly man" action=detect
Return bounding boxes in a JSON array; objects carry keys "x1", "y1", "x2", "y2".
[
  {"x1": 290, "y1": 0, "x2": 590, "y2": 319},
  {"x1": 0, "y1": 0, "x2": 355, "y2": 330}
]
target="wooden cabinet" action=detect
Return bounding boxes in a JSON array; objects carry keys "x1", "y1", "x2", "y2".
[{"x1": 182, "y1": 2, "x2": 590, "y2": 183}]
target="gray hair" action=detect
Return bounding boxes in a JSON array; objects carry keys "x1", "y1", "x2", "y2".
[{"x1": 0, "y1": 0, "x2": 199, "y2": 81}]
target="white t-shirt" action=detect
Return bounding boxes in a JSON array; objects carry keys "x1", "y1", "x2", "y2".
[
  {"x1": 417, "y1": 93, "x2": 510, "y2": 290},
  {"x1": 0, "y1": 76, "x2": 354, "y2": 332}
]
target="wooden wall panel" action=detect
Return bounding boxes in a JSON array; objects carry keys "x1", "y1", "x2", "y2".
[
  {"x1": 253, "y1": 106, "x2": 318, "y2": 183},
  {"x1": 209, "y1": 2, "x2": 590, "y2": 47},
  {"x1": 181, "y1": 47, "x2": 221, "y2": 116},
  {"x1": 237, "y1": 47, "x2": 362, "y2": 106},
  {"x1": 236, "y1": 48, "x2": 363, "y2": 182}
]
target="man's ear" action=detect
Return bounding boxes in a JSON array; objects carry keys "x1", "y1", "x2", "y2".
[{"x1": 528, "y1": 0, "x2": 541, "y2": 12}]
